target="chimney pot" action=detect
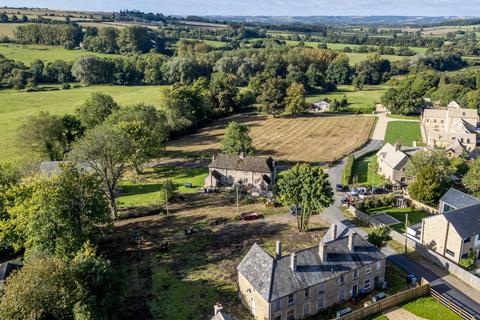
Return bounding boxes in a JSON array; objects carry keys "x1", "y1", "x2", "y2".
[
  {"x1": 214, "y1": 302, "x2": 223, "y2": 315},
  {"x1": 275, "y1": 241, "x2": 282, "y2": 259},
  {"x1": 239, "y1": 152, "x2": 245, "y2": 159},
  {"x1": 290, "y1": 252, "x2": 297, "y2": 272},
  {"x1": 332, "y1": 223, "x2": 338, "y2": 240},
  {"x1": 319, "y1": 242, "x2": 328, "y2": 262},
  {"x1": 395, "y1": 143, "x2": 401, "y2": 151},
  {"x1": 348, "y1": 232, "x2": 356, "y2": 251}
]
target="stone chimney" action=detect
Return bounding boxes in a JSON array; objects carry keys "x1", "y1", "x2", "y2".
[
  {"x1": 395, "y1": 143, "x2": 401, "y2": 151},
  {"x1": 239, "y1": 152, "x2": 245, "y2": 159},
  {"x1": 212, "y1": 155, "x2": 216, "y2": 161},
  {"x1": 214, "y1": 302, "x2": 223, "y2": 315},
  {"x1": 331, "y1": 223, "x2": 337, "y2": 240},
  {"x1": 275, "y1": 241, "x2": 282, "y2": 259},
  {"x1": 319, "y1": 242, "x2": 328, "y2": 262},
  {"x1": 348, "y1": 233, "x2": 356, "y2": 251},
  {"x1": 290, "y1": 252, "x2": 297, "y2": 272}
]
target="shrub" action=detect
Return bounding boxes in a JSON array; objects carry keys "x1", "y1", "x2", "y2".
[{"x1": 62, "y1": 83, "x2": 71, "y2": 90}]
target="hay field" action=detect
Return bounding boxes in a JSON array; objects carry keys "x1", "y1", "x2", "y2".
[{"x1": 166, "y1": 113, "x2": 375, "y2": 163}]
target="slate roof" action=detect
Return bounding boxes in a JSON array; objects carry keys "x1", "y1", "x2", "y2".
[
  {"x1": 0, "y1": 262, "x2": 22, "y2": 282},
  {"x1": 439, "y1": 188, "x2": 480, "y2": 210},
  {"x1": 446, "y1": 139, "x2": 466, "y2": 156},
  {"x1": 237, "y1": 235, "x2": 385, "y2": 302},
  {"x1": 444, "y1": 203, "x2": 480, "y2": 239},
  {"x1": 376, "y1": 143, "x2": 420, "y2": 170},
  {"x1": 208, "y1": 154, "x2": 275, "y2": 173}
]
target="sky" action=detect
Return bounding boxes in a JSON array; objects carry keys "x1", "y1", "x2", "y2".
[{"x1": 1, "y1": 0, "x2": 480, "y2": 17}]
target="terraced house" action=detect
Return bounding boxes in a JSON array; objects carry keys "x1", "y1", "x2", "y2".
[{"x1": 237, "y1": 226, "x2": 386, "y2": 320}]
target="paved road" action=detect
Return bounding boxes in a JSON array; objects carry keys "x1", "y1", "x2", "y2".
[{"x1": 319, "y1": 113, "x2": 480, "y2": 319}]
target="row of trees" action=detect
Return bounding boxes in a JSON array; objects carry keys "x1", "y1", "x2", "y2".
[{"x1": 382, "y1": 68, "x2": 480, "y2": 115}]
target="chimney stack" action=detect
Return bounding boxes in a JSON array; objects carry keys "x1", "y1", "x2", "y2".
[
  {"x1": 395, "y1": 143, "x2": 401, "y2": 151},
  {"x1": 290, "y1": 252, "x2": 297, "y2": 272},
  {"x1": 214, "y1": 302, "x2": 223, "y2": 315},
  {"x1": 348, "y1": 233, "x2": 356, "y2": 251},
  {"x1": 331, "y1": 223, "x2": 338, "y2": 240},
  {"x1": 275, "y1": 241, "x2": 282, "y2": 259},
  {"x1": 239, "y1": 152, "x2": 245, "y2": 159},
  {"x1": 319, "y1": 242, "x2": 328, "y2": 262}
]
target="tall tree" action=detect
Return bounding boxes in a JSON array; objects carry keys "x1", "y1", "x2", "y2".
[
  {"x1": 69, "y1": 124, "x2": 133, "y2": 218},
  {"x1": 408, "y1": 164, "x2": 450, "y2": 206},
  {"x1": 463, "y1": 159, "x2": 480, "y2": 198},
  {"x1": 1, "y1": 163, "x2": 109, "y2": 256},
  {"x1": 278, "y1": 164, "x2": 333, "y2": 231},
  {"x1": 257, "y1": 77, "x2": 287, "y2": 116},
  {"x1": 284, "y1": 82, "x2": 306, "y2": 116},
  {"x1": 221, "y1": 121, "x2": 255, "y2": 156},
  {"x1": 76, "y1": 93, "x2": 120, "y2": 129}
]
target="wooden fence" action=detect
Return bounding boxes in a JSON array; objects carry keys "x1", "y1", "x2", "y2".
[
  {"x1": 335, "y1": 281, "x2": 430, "y2": 320},
  {"x1": 430, "y1": 287, "x2": 477, "y2": 320}
]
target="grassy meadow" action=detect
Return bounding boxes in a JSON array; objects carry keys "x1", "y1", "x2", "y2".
[
  {"x1": 0, "y1": 85, "x2": 168, "y2": 162},
  {"x1": 0, "y1": 23, "x2": 24, "y2": 37},
  {"x1": 384, "y1": 121, "x2": 422, "y2": 146},
  {"x1": 0, "y1": 43, "x2": 122, "y2": 64},
  {"x1": 351, "y1": 153, "x2": 387, "y2": 187}
]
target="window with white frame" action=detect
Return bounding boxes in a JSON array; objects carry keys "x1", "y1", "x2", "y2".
[
  {"x1": 317, "y1": 297, "x2": 324, "y2": 310},
  {"x1": 339, "y1": 274, "x2": 345, "y2": 285},
  {"x1": 304, "y1": 288, "x2": 310, "y2": 299},
  {"x1": 353, "y1": 269, "x2": 358, "y2": 279},
  {"x1": 339, "y1": 289, "x2": 345, "y2": 301},
  {"x1": 287, "y1": 310, "x2": 295, "y2": 320},
  {"x1": 364, "y1": 279, "x2": 371, "y2": 290},
  {"x1": 303, "y1": 303, "x2": 310, "y2": 316},
  {"x1": 288, "y1": 293, "x2": 294, "y2": 305},
  {"x1": 366, "y1": 265, "x2": 371, "y2": 274},
  {"x1": 376, "y1": 261, "x2": 381, "y2": 271},
  {"x1": 318, "y1": 282, "x2": 325, "y2": 294}
]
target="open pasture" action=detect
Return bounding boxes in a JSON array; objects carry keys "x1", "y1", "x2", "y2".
[
  {"x1": 0, "y1": 85, "x2": 168, "y2": 162},
  {"x1": 166, "y1": 113, "x2": 375, "y2": 163}
]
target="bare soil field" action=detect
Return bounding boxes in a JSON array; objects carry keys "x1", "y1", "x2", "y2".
[{"x1": 166, "y1": 113, "x2": 375, "y2": 163}]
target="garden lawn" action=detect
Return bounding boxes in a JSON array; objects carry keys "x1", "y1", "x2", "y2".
[
  {"x1": 117, "y1": 166, "x2": 208, "y2": 208},
  {"x1": 0, "y1": 85, "x2": 169, "y2": 162},
  {"x1": 0, "y1": 43, "x2": 122, "y2": 64},
  {"x1": 384, "y1": 121, "x2": 422, "y2": 146},
  {"x1": 352, "y1": 153, "x2": 387, "y2": 187},
  {"x1": 366, "y1": 206, "x2": 430, "y2": 233},
  {"x1": 306, "y1": 84, "x2": 388, "y2": 113},
  {"x1": 402, "y1": 297, "x2": 462, "y2": 320}
]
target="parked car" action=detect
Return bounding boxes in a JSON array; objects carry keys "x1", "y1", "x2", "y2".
[
  {"x1": 372, "y1": 292, "x2": 387, "y2": 303},
  {"x1": 406, "y1": 273, "x2": 418, "y2": 285},
  {"x1": 373, "y1": 187, "x2": 387, "y2": 194},
  {"x1": 240, "y1": 211, "x2": 259, "y2": 221},
  {"x1": 336, "y1": 307, "x2": 352, "y2": 318},
  {"x1": 336, "y1": 184, "x2": 349, "y2": 192},
  {"x1": 289, "y1": 205, "x2": 302, "y2": 216}
]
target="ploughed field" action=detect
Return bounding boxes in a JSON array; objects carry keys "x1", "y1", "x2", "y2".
[{"x1": 167, "y1": 113, "x2": 375, "y2": 163}]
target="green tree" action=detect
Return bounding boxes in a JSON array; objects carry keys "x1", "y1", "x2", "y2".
[
  {"x1": 71, "y1": 56, "x2": 114, "y2": 85},
  {"x1": 367, "y1": 227, "x2": 392, "y2": 249},
  {"x1": 405, "y1": 149, "x2": 451, "y2": 179},
  {"x1": 76, "y1": 93, "x2": 120, "y2": 129},
  {"x1": 257, "y1": 77, "x2": 287, "y2": 116},
  {"x1": 278, "y1": 164, "x2": 333, "y2": 231},
  {"x1": 69, "y1": 124, "x2": 134, "y2": 218},
  {"x1": 463, "y1": 158, "x2": 480, "y2": 198},
  {"x1": 1, "y1": 163, "x2": 109, "y2": 256},
  {"x1": 107, "y1": 104, "x2": 168, "y2": 173},
  {"x1": 408, "y1": 164, "x2": 450, "y2": 206},
  {"x1": 221, "y1": 121, "x2": 254, "y2": 156},
  {"x1": 284, "y1": 82, "x2": 306, "y2": 116},
  {"x1": 210, "y1": 72, "x2": 240, "y2": 113},
  {"x1": 325, "y1": 58, "x2": 351, "y2": 85}
]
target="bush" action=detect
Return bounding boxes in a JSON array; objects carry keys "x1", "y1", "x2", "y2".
[
  {"x1": 342, "y1": 155, "x2": 355, "y2": 185},
  {"x1": 62, "y1": 83, "x2": 71, "y2": 90}
]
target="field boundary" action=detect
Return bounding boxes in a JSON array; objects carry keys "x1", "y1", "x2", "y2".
[{"x1": 430, "y1": 288, "x2": 477, "y2": 320}]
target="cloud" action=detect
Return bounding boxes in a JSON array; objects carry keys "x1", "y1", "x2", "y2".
[{"x1": 1, "y1": 0, "x2": 480, "y2": 16}]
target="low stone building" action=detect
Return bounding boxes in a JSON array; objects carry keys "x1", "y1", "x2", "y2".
[
  {"x1": 376, "y1": 143, "x2": 422, "y2": 184},
  {"x1": 311, "y1": 100, "x2": 331, "y2": 112},
  {"x1": 421, "y1": 103, "x2": 479, "y2": 151},
  {"x1": 237, "y1": 225, "x2": 386, "y2": 320},
  {"x1": 204, "y1": 153, "x2": 276, "y2": 193},
  {"x1": 420, "y1": 188, "x2": 480, "y2": 264}
]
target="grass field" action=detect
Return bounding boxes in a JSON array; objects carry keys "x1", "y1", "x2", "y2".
[
  {"x1": 384, "y1": 121, "x2": 422, "y2": 146},
  {"x1": 352, "y1": 153, "x2": 387, "y2": 187},
  {"x1": 118, "y1": 166, "x2": 209, "y2": 208},
  {"x1": 0, "y1": 23, "x2": 24, "y2": 37},
  {"x1": 306, "y1": 84, "x2": 388, "y2": 113},
  {"x1": 166, "y1": 113, "x2": 375, "y2": 163},
  {"x1": 0, "y1": 85, "x2": 168, "y2": 162},
  {"x1": 366, "y1": 206, "x2": 430, "y2": 233},
  {"x1": 0, "y1": 43, "x2": 122, "y2": 64},
  {"x1": 402, "y1": 296, "x2": 462, "y2": 320},
  {"x1": 177, "y1": 38, "x2": 227, "y2": 48}
]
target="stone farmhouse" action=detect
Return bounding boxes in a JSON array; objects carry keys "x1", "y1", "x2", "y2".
[
  {"x1": 376, "y1": 143, "x2": 422, "y2": 184},
  {"x1": 421, "y1": 102, "x2": 479, "y2": 151},
  {"x1": 311, "y1": 100, "x2": 331, "y2": 112},
  {"x1": 204, "y1": 153, "x2": 277, "y2": 194},
  {"x1": 237, "y1": 225, "x2": 386, "y2": 320},
  {"x1": 415, "y1": 188, "x2": 480, "y2": 264}
]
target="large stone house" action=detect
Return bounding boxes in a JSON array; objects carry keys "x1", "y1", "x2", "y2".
[
  {"x1": 204, "y1": 153, "x2": 276, "y2": 193},
  {"x1": 237, "y1": 225, "x2": 386, "y2": 320},
  {"x1": 376, "y1": 143, "x2": 421, "y2": 184},
  {"x1": 420, "y1": 188, "x2": 480, "y2": 263},
  {"x1": 421, "y1": 103, "x2": 479, "y2": 151}
]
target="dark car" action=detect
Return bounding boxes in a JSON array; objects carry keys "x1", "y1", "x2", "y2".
[
  {"x1": 372, "y1": 292, "x2": 387, "y2": 303},
  {"x1": 373, "y1": 187, "x2": 387, "y2": 194},
  {"x1": 406, "y1": 273, "x2": 418, "y2": 285},
  {"x1": 336, "y1": 184, "x2": 348, "y2": 192},
  {"x1": 289, "y1": 205, "x2": 302, "y2": 216}
]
